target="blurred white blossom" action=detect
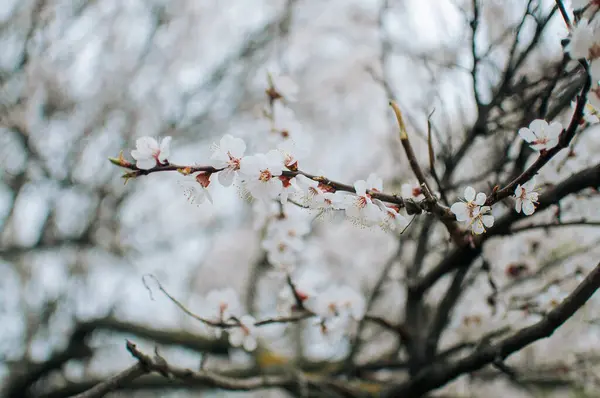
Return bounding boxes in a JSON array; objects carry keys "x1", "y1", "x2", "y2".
[{"x1": 228, "y1": 315, "x2": 258, "y2": 351}]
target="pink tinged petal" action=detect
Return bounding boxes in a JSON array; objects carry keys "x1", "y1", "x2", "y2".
[
  {"x1": 522, "y1": 200, "x2": 536, "y2": 215},
  {"x1": 518, "y1": 127, "x2": 537, "y2": 143},
  {"x1": 474, "y1": 192, "x2": 486, "y2": 205},
  {"x1": 218, "y1": 168, "x2": 235, "y2": 186},
  {"x1": 464, "y1": 186, "x2": 476, "y2": 202},
  {"x1": 482, "y1": 215, "x2": 494, "y2": 228},
  {"x1": 135, "y1": 158, "x2": 156, "y2": 170},
  {"x1": 515, "y1": 198, "x2": 523, "y2": 213}
]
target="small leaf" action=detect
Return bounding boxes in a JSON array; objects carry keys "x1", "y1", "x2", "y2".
[{"x1": 389, "y1": 101, "x2": 408, "y2": 140}]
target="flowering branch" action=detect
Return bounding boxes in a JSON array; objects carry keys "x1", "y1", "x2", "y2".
[
  {"x1": 109, "y1": 143, "x2": 455, "y2": 218},
  {"x1": 413, "y1": 161, "x2": 600, "y2": 296}
]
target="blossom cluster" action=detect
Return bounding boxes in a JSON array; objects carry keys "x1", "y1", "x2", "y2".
[
  {"x1": 194, "y1": 275, "x2": 366, "y2": 352},
  {"x1": 120, "y1": 68, "x2": 561, "y2": 352},
  {"x1": 450, "y1": 187, "x2": 495, "y2": 235},
  {"x1": 131, "y1": 135, "x2": 412, "y2": 232},
  {"x1": 261, "y1": 212, "x2": 311, "y2": 271}
]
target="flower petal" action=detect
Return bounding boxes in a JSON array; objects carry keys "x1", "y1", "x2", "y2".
[
  {"x1": 228, "y1": 136, "x2": 246, "y2": 158},
  {"x1": 482, "y1": 215, "x2": 494, "y2": 228},
  {"x1": 218, "y1": 168, "x2": 235, "y2": 186},
  {"x1": 159, "y1": 136, "x2": 172, "y2": 160},
  {"x1": 522, "y1": 200, "x2": 536, "y2": 215},
  {"x1": 471, "y1": 219, "x2": 484, "y2": 234},
  {"x1": 474, "y1": 192, "x2": 487, "y2": 205},
  {"x1": 518, "y1": 127, "x2": 536, "y2": 143},
  {"x1": 450, "y1": 202, "x2": 468, "y2": 221},
  {"x1": 354, "y1": 180, "x2": 367, "y2": 196},
  {"x1": 464, "y1": 186, "x2": 476, "y2": 202},
  {"x1": 243, "y1": 337, "x2": 257, "y2": 351},
  {"x1": 228, "y1": 329, "x2": 243, "y2": 347},
  {"x1": 529, "y1": 119, "x2": 549, "y2": 133},
  {"x1": 135, "y1": 158, "x2": 156, "y2": 170}
]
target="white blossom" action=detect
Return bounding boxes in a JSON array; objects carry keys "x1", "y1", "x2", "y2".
[
  {"x1": 401, "y1": 180, "x2": 425, "y2": 201},
  {"x1": 239, "y1": 150, "x2": 284, "y2": 201},
  {"x1": 341, "y1": 176, "x2": 384, "y2": 225},
  {"x1": 210, "y1": 134, "x2": 246, "y2": 186},
  {"x1": 130, "y1": 136, "x2": 171, "y2": 170},
  {"x1": 374, "y1": 199, "x2": 410, "y2": 232},
  {"x1": 228, "y1": 315, "x2": 258, "y2": 351},
  {"x1": 179, "y1": 173, "x2": 213, "y2": 205},
  {"x1": 277, "y1": 267, "x2": 330, "y2": 315},
  {"x1": 451, "y1": 186, "x2": 494, "y2": 235},
  {"x1": 470, "y1": 210, "x2": 495, "y2": 235},
  {"x1": 293, "y1": 175, "x2": 341, "y2": 211},
  {"x1": 277, "y1": 137, "x2": 310, "y2": 171},
  {"x1": 202, "y1": 288, "x2": 242, "y2": 338},
  {"x1": 261, "y1": 213, "x2": 311, "y2": 270},
  {"x1": 262, "y1": 235, "x2": 302, "y2": 271},
  {"x1": 518, "y1": 119, "x2": 562, "y2": 151},
  {"x1": 306, "y1": 285, "x2": 366, "y2": 332},
  {"x1": 514, "y1": 177, "x2": 539, "y2": 215}
]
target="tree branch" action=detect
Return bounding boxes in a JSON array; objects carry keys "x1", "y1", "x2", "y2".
[{"x1": 384, "y1": 260, "x2": 600, "y2": 397}]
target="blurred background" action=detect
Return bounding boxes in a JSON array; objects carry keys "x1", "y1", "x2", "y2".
[{"x1": 2, "y1": 0, "x2": 600, "y2": 397}]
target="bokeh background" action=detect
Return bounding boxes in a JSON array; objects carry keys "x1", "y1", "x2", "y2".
[{"x1": 2, "y1": 0, "x2": 600, "y2": 397}]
